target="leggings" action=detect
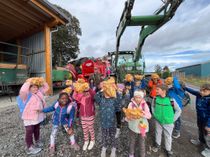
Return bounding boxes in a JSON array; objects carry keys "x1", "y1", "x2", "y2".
[
  {"x1": 81, "y1": 116, "x2": 95, "y2": 141},
  {"x1": 25, "y1": 124, "x2": 40, "y2": 148}
]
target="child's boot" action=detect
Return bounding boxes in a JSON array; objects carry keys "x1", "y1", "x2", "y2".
[
  {"x1": 101, "y1": 147, "x2": 107, "y2": 157},
  {"x1": 110, "y1": 147, "x2": 116, "y2": 157},
  {"x1": 88, "y1": 140, "x2": 95, "y2": 150},
  {"x1": 201, "y1": 148, "x2": 210, "y2": 157},
  {"x1": 166, "y1": 150, "x2": 173, "y2": 157},
  {"x1": 69, "y1": 135, "x2": 80, "y2": 151},
  {"x1": 82, "y1": 141, "x2": 89, "y2": 151},
  {"x1": 115, "y1": 128, "x2": 120, "y2": 138}
]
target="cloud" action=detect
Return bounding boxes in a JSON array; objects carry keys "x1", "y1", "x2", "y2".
[{"x1": 48, "y1": 0, "x2": 210, "y2": 71}]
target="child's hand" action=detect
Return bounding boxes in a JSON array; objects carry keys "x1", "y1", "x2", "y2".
[{"x1": 37, "y1": 109, "x2": 43, "y2": 113}]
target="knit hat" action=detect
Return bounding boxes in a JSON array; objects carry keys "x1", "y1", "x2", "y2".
[
  {"x1": 165, "y1": 77, "x2": 173, "y2": 85},
  {"x1": 134, "y1": 90, "x2": 144, "y2": 98}
]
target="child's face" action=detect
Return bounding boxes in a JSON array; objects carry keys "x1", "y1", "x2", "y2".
[
  {"x1": 135, "y1": 81, "x2": 141, "y2": 87},
  {"x1": 153, "y1": 78, "x2": 158, "y2": 83},
  {"x1": 126, "y1": 85, "x2": 131, "y2": 90},
  {"x1": 200, "y1": 89, "x2": 210, "y2": 97},
  {"x1": 156, "y1": 87, "x2": 166, "y2": 96},
  {"x1": 59, "y1": 95, "x2": 69, "y2": 106},
  {"x1": 134, "y1": 96, "x2": 143, "y2": 104},
  {"x1": 30, "y1": 85, "x2": 39, "y2": 94}
]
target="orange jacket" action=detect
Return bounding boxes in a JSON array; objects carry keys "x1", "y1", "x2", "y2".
[{"x1": 148, "y1": 79, "x2": 162, "y2": 98}]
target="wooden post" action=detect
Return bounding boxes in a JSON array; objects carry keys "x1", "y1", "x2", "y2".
[
  {"x1": 44, "y1": 25, "x2": 53, "y2": 95},
  {"x1": 17, "y1": 40, "x2": 22, "y2": 64}
]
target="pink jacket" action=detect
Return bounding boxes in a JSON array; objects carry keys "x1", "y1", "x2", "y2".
[
  {"x1": 73, "y1": 89, "x2": 96, "y2": 117},
  {"x1": 19, "y1": 82, "x2": 49, "y2": 120},
  {"x1": 128, "y1": 98, "x2": 151, "y2": 119}
]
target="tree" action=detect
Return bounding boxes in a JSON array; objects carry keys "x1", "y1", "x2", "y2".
[
  {"x1": 52, "y1": 5, "x2": 82, "y2": 67},
  {"x1": 154, "y1": 64, "x2": 162, "y2": 77}
]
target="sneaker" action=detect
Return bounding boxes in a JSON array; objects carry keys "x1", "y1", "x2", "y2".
[
  {"x1": 151, "y1": 143, "x2": 160, "y2": 153},
  {"x1": 70, "y1": 143, "x2": 80, "y2": 151},
  {"x1": 35, "y1": 140, "x2": 44, "y2": 148},
  {"x1": 166, "y1": 150, "x2": 173, "y2": 157},
  {"x1": 201, "y1": 148, "x2": 210, "y2": 157},
  {"x1": 49, "y1": 145, "x2": 55, "y2": 155},
  {"x1": 190, "y1": 139, "x2": 200, "y2": 146},
  {"x1": 82, "y1": 141, "x2": 89, "y2": 151},
  {"x1": 129, "y1": 154, "x2": 134, "y2": 157},
  {"x1": 26, "y1": 146, "x2": 41, "y2": 155},
  {"x1": 110, "y1": 147, "x2": 116, "y2": 157},
  {"x1": 115, "y1": 128, "x2": 120, "y2": 138},
  {"x1": 88, "y1": 140, "x2": 95, "y2": 150},
  {"x1": 101, "y1": 147, "x2": 107, "y2": 157},
  {"x1": 172, "y1": 132, "x2": 180, "y2": 139}
]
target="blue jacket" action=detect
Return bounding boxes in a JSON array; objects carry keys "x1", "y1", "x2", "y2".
[
  {"x1": 94, "y1": 92, "x2": 121, "y2": 129},
  {"x1": 185, "y1": 87, "x2": 210, "y2": 127},
  {"x1": 133, "y1": 79, "x2": 146, "y2": 92},
  {"x1": 42, "y1": 101, "x2": 75, "y2": 127},
  {"x1": 168, "y1": 77, "x2": 184, "y2": 109}
]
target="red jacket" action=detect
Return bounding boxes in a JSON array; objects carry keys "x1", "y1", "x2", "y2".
[
  {"x1": 148, "y1": 79, "x2": 162, "y2": 98},
  {"x1": 73, "y1": 89, "x2": 96, "y2": 117}
]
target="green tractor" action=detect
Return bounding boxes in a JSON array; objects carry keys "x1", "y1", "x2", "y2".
[
  {"x1": 108, "y1": 51, "x2": 145, "y2": 82},
  {"x1": 114, "y1": 0, "x2": 183, "y2": 79}
]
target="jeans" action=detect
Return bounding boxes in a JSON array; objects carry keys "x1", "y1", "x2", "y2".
[{"x1": 174, "y1": 117, "x2": 181, "y2": 133}]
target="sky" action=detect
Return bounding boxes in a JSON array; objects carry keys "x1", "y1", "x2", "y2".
[{"x1": 49, "y1": 0, "x2": 210, "y2": 72}]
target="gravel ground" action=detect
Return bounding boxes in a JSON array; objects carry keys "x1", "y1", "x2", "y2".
[{"x1": 0, "y1": 93, "x2": 205, "y2": 157}]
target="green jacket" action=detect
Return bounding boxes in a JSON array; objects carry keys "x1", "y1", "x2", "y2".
[{"x1": 153, "y1": 96, "x2": 174, "y2": 124}]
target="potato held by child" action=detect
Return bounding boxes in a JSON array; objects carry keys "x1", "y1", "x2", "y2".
[{"x1": 123, "y1": 107, "x2": 143, "y2": 119}]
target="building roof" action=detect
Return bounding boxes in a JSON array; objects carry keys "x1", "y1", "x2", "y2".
[
  {"x1": 0, "y1": 0, "x2": 69, "y2": 42},
  {"x1": 176, "y1": 60, "x2": 210, "y2": 70}
]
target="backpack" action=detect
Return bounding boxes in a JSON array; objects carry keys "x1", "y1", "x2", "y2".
[{"x1": 16, "y1": 93, "x2": 32, "y2": 116}]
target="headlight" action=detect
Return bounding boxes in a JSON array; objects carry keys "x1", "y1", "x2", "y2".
[
  {"x1": 126, "y1": 67, "x2": 133, "y2": 71},
  {"x1": 136, "y1": 66, "x2": 142, "y2": 70}
]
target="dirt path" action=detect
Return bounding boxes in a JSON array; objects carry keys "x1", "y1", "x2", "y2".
[{"x1": 0, "y1": 93, "x2": 204, "y2": 157}]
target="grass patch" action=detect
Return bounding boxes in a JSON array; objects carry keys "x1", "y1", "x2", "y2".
[{"x1": 181, "y1": 76, "x2": 210, "y2": 87}]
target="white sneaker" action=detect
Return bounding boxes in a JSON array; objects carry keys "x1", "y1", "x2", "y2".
[
  {"x1": 82, "y1": 141, "x2": 89, "y2": 151},
  {"x1": 88, "y1": 140, "x2": 95, "y2": 150},
  {"x1": 26, "y1": 146, "x2": 41, "y2": 155},
  {"x1": 201, "y1": 148, "x2": 210, "y2": 157},
  {"x1": 101, "y1": 147, "x2": 107, "y2": 157},
  {"x1": 110, "y1": 147, "x2": 116, "y2": 157},
  {"x1": 115, "y1": 128, "x2": 120, "y2": 138}
]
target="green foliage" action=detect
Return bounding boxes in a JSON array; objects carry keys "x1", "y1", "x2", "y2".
[{"x1": 52, "y1": 5, "x2": 82, "y2": 67}]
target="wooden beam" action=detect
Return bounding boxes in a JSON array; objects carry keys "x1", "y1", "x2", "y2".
[
  {"x1": 0, "y1": 0, "x2": 44, "y2": 25},
  {"x1": 17, "y1": 40, "x2": 22, "y2": 64},
  {"x1": 9, "y1": 0, "x2": 50, "y2": 23},
  {"x1": 44, "y1": 25, "x2": 53, "y2": 94},
  {"x1": 31, "y1": 0, "x2": 65, "y2": 25}
]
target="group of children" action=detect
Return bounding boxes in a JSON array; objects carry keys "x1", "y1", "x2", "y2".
[{"x1": 17, "y1": 73, "x2": 210, "y2": 157}]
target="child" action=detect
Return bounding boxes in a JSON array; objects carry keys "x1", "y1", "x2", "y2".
[
  {"x1": 148, "y1": 73, "x2": 162, "y2": 98},
  {"x1": 42, "y1": 92, "x2": 80, "y2": 154},
  {"x1": 19, "y1": 77, "x2": 49, "y2": 155},
  {"x1": 127, "y1": 90, "x2": 151, "y2": 157},
  {"x1": 152, "y1": 84, "x2": 181, "y2": 157},
  {"x1": 95, "y1": 78, "x2": 121, "y2": 157},
  {"x1": 133, "y1": 75, "x2": 146, "y2": 92},
  {"x1": 115, "y1": 84, "x2": 124, "y2": 138},
  {"x1": 185, "y1": 84, "x2": 210, "y2": 157},
  {"x1": 165, "y1": 76, "x2": 185, "y2": 138},
  {"x1": 73, "y1": 83, "x2": 96, "y2": 151}
]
